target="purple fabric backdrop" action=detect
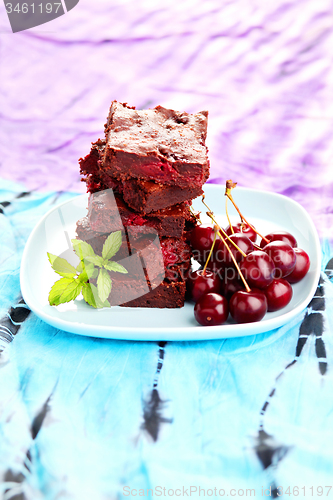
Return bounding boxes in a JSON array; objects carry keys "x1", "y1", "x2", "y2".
[{"x1": 1, "y1": 0, "x2": 333, "y2": 238}]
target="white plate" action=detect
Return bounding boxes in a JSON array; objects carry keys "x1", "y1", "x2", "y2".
[{"x1": 20, "y1": 185, "x2": 321, "y2": 341}]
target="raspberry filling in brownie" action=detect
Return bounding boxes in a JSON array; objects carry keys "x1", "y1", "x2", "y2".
[
  {"x1": 87, "y1": 189, "x2": 196, "y2": 239},
  {"x1": 79, "y1": 140, "x2": 204, "y2": 214}
]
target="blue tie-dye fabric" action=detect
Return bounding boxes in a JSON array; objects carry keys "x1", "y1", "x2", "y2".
[{"x1": 1, "y1": 181, "x2": 333, "y2": 499}]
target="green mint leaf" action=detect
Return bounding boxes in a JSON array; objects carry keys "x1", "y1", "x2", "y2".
[
  {"x1": 47, "y1": 253, "x2": 77, "y2": 278},
  {"x1": 82, "y1": 283, "x2": 110, "y2": 308},
  {"x1": 78, "y1": 263, "x2": 97, "y2": 283},
  {"x1": 76, "y1": 262, "x2": 83, "y2": 273},
  {"x1": 49, "y1": 278, "x2": 82, "y2": 306},
  {"x1": 49, "y1": 277, "x2": 74, "y2": 305},
  {"x1": 82, "y1": 282, "x2": 97, "y2": 308},
  {"x1": 58, "y1": 280, "x2": 82, "y2": 304},
  {"x1": 103, "y1": 261, "x2": 128, "y2": 274},
  {"x1": 71, "y1": 239, "x2": 95, "y2": 261},
  {"x1": 102, "y1": 231, "x2": 122, "y2": 260},
  {"x1": 97, "y1": 268, "x2": 112, "y2": 303},
  {"x1": 84, "y1": 255, "x2": 104, "y2": 267}
]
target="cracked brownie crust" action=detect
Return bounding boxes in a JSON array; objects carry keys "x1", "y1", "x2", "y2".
[{"x1": 102, "y1": 102, "x2": 209, "y2": 188}]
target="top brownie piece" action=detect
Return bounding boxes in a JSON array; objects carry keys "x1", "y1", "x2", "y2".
[{"x1": 102, "y1": 101, "x2": 209, "y2": 188}]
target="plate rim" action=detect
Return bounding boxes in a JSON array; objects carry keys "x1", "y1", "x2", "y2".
[{"x1": 20, "y1": 185, "x2": 322, "y2": 340}]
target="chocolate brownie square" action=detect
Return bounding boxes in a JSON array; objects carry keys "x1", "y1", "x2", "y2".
[
  {"x1": 79, "y1": 140, "x2": 203, "y2": 213},
  {"x1": 87, "y1": 189, "x2": 196, "y2": 238},
  {"x1": 75, "y1": 217, "x2": 192, "y2": 285},
  {"x1": 110, "y1": 278, "x2": 187, "y2": 308},
  {"x1": 120, "y1": 178, "x2": 203, "y2": 214},
  {"x1": 101, "y1": 102, "x2": 209, "y2": 188},
  {"x1": 76, "y1": 217, "x2": 190, "y2": 308}
]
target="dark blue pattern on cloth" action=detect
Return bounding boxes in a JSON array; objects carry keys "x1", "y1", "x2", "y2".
[{"x1": 253, "y1": 258, "x2": 333, "y2": 497}]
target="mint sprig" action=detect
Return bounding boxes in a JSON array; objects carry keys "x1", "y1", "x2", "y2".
[
  {"x1": 47, "y1": 254, "x2": 77, "y2": 278},
  {"x1": 102, "y1": 231, "x2": 122, "y2": 260},
  {"x1": 82, "y1": 283, "x2": 110, "y2": 309},
  {"x1": 97, "y1": 268, "x2": 112, "y2": 303},
  {"x1": 48, "y1": 277, "x2": 81, "y2": 306},
  {"x1": 47, "y1": 231, "x2": 127, "y2": 309}
]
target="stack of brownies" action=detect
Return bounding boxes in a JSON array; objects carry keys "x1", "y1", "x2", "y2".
[{"x1": 76, "y1": 101, "x2": 209, "y2": 308}]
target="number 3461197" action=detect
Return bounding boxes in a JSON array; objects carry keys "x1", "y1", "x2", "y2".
[{"x1": 5, "y1": 3, "x2": 62, "y2": 14}]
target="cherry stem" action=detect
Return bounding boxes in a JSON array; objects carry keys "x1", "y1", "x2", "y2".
[
  {"x1": 201, "y1": 197, "x2": 246, "y2": 257},
  {"x1": 225, "y1": 197, "x2": 234, "y2": 234},
  {"x1": 202, "y1": 227, "x2": 218, "y2": 275},
  {"x1": 218, "y1": 230, "x2": 251, "y2": 293},
  {"x1": 205, "y1": 213, "x2": 251, "y2": 293},
  {"x1": 202, "y1": 194, "x2": 251, "y2": 292},
  {"x1": 225, "y1": 192, "x2": 270, "y2": 244},
  {"x1": 189, "y1": 205, "x2": 202, "y2": 225}
]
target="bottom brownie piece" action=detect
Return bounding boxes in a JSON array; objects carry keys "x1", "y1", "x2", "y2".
[
  {"x1": 109, "y1": 277, "x2": 186, "y2": 308},
  {"x1": 75, "y1": 217, "x2": 191, "y2": 307}
]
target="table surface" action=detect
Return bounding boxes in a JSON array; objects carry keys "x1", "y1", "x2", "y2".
[{"x1": 1, "y1": 1, "x2": 333, "y2": 499}]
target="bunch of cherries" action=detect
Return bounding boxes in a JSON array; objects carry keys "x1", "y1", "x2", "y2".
[{"x1": 188, "y1": 181, "x2": 310, "y2": 326}]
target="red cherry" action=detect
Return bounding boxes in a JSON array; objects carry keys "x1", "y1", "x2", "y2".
[
  {"x1": 263, "y1": 241, "x2": 296, "y2": 278},
  {"x1": 194, "y1": 293, "x2": 229, "y2": 326},
  {"x1": 187, "y1": 269, "x2": 221, "y2": 303},
  {"x1": 223, "y1": 233, "x2": 254, "y2": 263},
  {"x1": 190, "y1": 225, "x2": 215, "y2": 264},
  {"x1": 221, "y1": 274, "x2": 245, "y2": 301},
  {"x1": 205, "y1": 260, "x2": 225, "y2": 280},
  {"x1": 239, "y1": 250, "x2": 275, "y2": 289},
  {"x1": 286, "y1": 248, "x2": 310, "y2": 284},
  {"x1": 228, "y1": 233, "x2": 254, "y2": 261},
  {"x1": 229, "y1": 290, "x2": 267, "y2": 323},
  {"x1": 209, "y1": 238, "x2": 230, "y2": 268},
  {"x1": 204, "y1": 240, "x2": 229, "y2": 275},
  {"x1": 209, "y1": 233, "x2": 254, "y2": 272},
  {"x1": 260, "y1": 231, "x2": 297, "y2": 249},
  {"x1": 225, "y1": 223, "x2": 257, "y2": 243},
  {"x1": 264, "y1": 279, "x2": 293, "y2": 312}
]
